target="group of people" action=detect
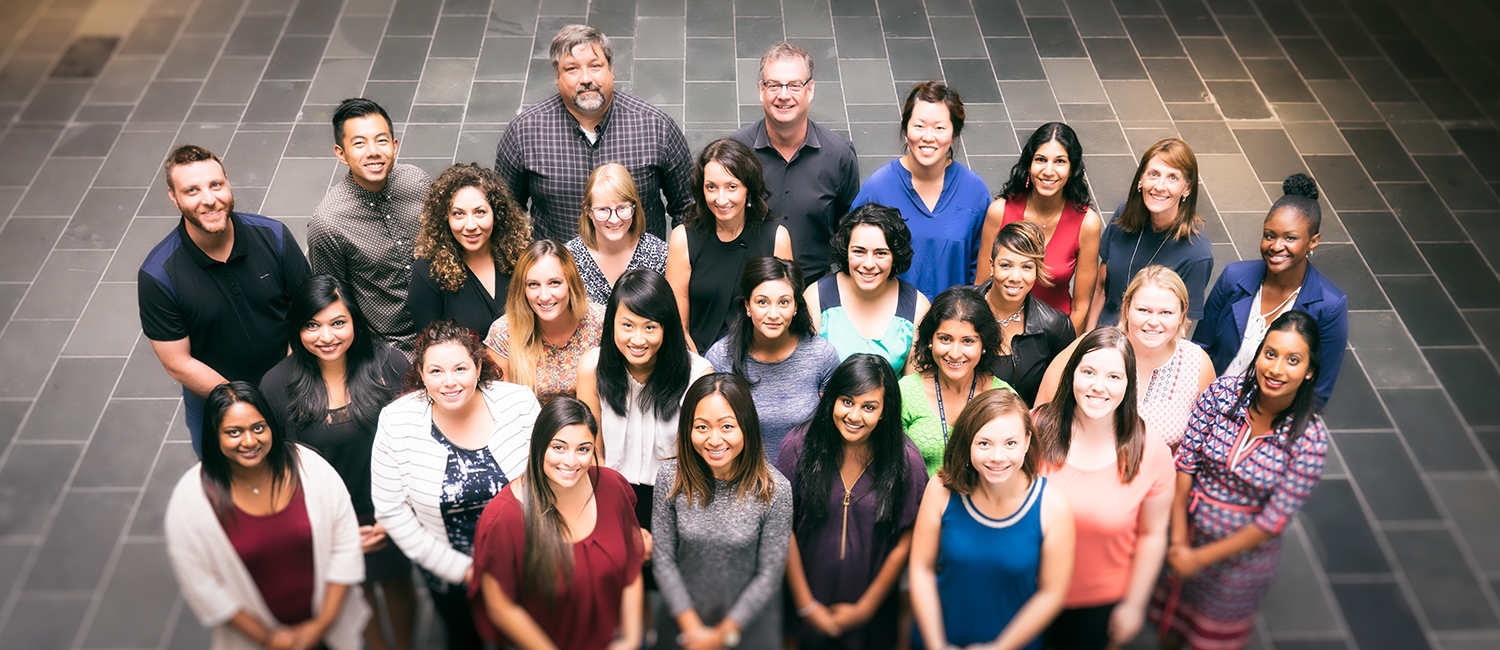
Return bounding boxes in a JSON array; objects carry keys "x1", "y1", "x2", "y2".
[{"x1": 147, "y1": 23, "x2": 1351, "y2": 650}]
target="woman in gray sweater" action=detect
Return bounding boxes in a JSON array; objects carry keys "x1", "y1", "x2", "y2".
[{"x1": 653, "y1": 373, "x2": 794, "y2": 650}]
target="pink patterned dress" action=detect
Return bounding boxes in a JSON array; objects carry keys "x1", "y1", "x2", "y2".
[
  {"x1": 484, "y1": 303, "x2": 605, "y2": 404},
  {"x1": 1138, "y1": 339, "x2": 1205, "y2": 450},
  {"x1": 1148, "y1": 376, "x2": 1328, "y2": 650}
]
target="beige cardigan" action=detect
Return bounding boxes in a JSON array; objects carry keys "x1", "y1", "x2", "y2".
[{"x1": 165, "y1": 446, "x2": 370, "y2": 650}]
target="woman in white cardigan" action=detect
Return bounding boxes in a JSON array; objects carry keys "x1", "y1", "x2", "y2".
[
  {"x1": 165, "y1": 381, "x2": 369, "y2": 650},
  {"x1": 371, "y1": 319, "x2": 539, "y2": 650}
]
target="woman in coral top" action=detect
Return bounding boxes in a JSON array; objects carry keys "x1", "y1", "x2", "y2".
[{"x1": 1033, "y1": 328, "x2": 1174, "y2": 650}]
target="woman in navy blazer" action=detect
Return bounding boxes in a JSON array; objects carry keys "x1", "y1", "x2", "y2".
[{"x1": 1192, "y1": 174, "x2": 1348, "y2": 408}]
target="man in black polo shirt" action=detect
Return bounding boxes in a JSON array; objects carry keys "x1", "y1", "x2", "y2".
[
  {"x1": 138, "y1": 144, "x2": 311, "y2": 456},
  {"x1": 730, "y1": 42, "x2": 860, "y2": 283}
]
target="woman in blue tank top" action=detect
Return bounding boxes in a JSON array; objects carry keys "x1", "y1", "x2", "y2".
[{"x1": 909, "y1": 388, "x2": 1075, "y2": 650}]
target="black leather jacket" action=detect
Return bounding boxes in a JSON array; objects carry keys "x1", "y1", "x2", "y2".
[{"x1": 977, "y1": 281, "x2": 1077, "y2": 406}]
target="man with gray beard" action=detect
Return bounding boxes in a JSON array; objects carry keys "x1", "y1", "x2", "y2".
[{"x1": 494, "y1": 24, "x2": 693, "y2": 242}]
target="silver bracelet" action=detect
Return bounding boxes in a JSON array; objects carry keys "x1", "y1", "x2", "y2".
[{"x1": 796, "y1": 601, "x2": 821, "y2": 618}]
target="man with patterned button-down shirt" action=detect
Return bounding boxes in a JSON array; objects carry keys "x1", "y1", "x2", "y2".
[
  {"x1": 308, "y1": 98, "x2": 431, "y2": 354},
  {"x1": 494, "y1": 24, "x2": 693, "y2": 242}
]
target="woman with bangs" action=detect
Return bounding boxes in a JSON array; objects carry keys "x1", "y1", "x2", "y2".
[
  {"x1": 804, "y1": 203, "x2": 931, "y2": 375},
  {"x1": 1031, "y1": 328, "x2": 1174, "y2": 650},
  {"x1": 485, "y1": 239, "x2": 606, "y2": 404},
  {"x1": 776, "y1": 354, "x2": 929, "y2": 649},
  {"x1": 908, "y1": 388, "x2": 1074, "y2": 650},
  {"x1": 653, "y1": 373, "x2": 794, "y2": 650},
  {"x1": 410, "y1": 163, "x2": 531, "y2": 336},
  {"x1": 469, "y1": 397, "x2": 646, "y2": 650},
  {"x1": 566, "y1": 162, "x2": 670, "y2": 305},
  {"x1": 977, "y1": 221, "x2": 1075, "y2": 406}
]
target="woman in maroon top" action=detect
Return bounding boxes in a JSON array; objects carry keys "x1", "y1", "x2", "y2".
[{"x1": 470, "y1": 396, "x2": 646, "y2": 650}]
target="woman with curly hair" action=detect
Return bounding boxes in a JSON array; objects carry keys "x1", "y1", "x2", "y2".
[
  {"x1": 566, "y1": 162, "x2": 670, "y2": 305},
  {"x1": 409, "y1": 163, "x2": 531, "y2": 337}
]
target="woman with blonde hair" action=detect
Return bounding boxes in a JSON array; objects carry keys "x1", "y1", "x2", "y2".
[
  {"x1": 567, "y1": 162, "x2": 670, "y2": 305},
  {"x1": 485, "y1": 239, "x2": 606, "y2": 404}
]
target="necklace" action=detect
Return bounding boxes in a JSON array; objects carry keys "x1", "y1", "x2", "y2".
[
  {"x1": 1127, "y1": 229, "x2": 1170, "y2": 272},
  {"x1": 934, "y1": 372, "x2": 979, "y2": 444},
  {"x1": 997, "y1": 305, "x2": 1024, "y2": 328},
  {"x1": 240, "y1": 473, "x2": 272, "y2": 495}
]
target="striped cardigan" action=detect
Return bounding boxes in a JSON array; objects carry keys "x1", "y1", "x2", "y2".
[{"x1": 371, "y1": 382, "x2": 539, "y2": 585}]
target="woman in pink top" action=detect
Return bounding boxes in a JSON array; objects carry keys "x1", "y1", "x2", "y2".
[
  {"x1": 978, "y1": 123, "x2": 1102, "y2": 335},
  {"x1": 1033, "y1": 328, "x2": 1173, "y2": 650}
]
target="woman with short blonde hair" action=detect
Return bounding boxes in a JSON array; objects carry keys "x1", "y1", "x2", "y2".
[{"x1": 568, "y1": 163, "x2": 669, "y2": 305}]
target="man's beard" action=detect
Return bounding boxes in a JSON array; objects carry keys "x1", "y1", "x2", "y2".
[
  {"x1": 572, "y1": 85, "x2": 606, "y2": 112},
  {"x1": 183, "y1": 197, "x2": 235, "y2": 234}
]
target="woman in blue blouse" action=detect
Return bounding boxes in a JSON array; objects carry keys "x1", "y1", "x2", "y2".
[
  {"x1": 1191, "y1": 174, "x2": 1348, "y2": 408},
  {"x1": 852, "y1": 81, "x2": 991, "y2": 300}
]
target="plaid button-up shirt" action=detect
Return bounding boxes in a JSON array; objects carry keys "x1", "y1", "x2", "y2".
[{"x1": 493, "y1": 91, "x2": 694, "y2": 241}]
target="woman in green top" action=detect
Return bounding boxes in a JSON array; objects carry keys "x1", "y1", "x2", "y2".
[{"x1": 900, "y1": 286, "x2": 1016, "y2": 475}]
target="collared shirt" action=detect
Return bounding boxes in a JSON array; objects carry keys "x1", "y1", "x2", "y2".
[
  {"x1": 493, "y1": 91, "x2": 693, "y2": 242},
  {"x1": 730, "y1": 119, "x2": 860, "y2": 282},
  {"x1": 138, "y1": 212, "x2": 312, "y2": 384},
  {"x1": 307, "y1": 163, "x2": 430, "y2": 353}
]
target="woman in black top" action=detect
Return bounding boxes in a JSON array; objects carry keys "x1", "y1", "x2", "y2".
[
  {"x1": 409, "y1": 163, "x2": 531, "y2": 337},
  {"x1": 977, "y1": 221, "x2": 1076, "y2": 405},
  {"x1": 666, "y1": 137, "x2": 793, "y2": 353},
  {"x1": 261, "y1": 274, "x2": 415, "y2": 650}
]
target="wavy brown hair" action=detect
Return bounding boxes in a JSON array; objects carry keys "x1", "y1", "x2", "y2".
[
  {"x1": 414, "y1": 163, "x2": 530, "y2": 293},
  {"x1": 683, "y1": 138, "x2": 772, "y2": 233}
]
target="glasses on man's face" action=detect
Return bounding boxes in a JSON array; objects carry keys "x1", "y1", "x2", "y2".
[
  {"x1": 590, "y1": 203, "x2": 635, "y2": 221},
  {"x1": 761, "y1": 79, "x2": 811, "y2": 94}
]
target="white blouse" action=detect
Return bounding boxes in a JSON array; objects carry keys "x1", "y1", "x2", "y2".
[
  {"x1": 601, "y1": 353, "x2": 712, "y2": 485},
  {"x1": 1224, "y1": 286, "x2": 1300, "y2": 378}
]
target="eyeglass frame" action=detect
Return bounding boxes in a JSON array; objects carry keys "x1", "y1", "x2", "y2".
[
  {"x1": 589, "y1": 203, "x2": 636, "y2": 221},
  {"x1": 760, "y1": 78, "x2": 813, "y2": 94}
]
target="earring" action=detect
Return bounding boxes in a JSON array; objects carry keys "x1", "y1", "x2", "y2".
[
  {"x1": 1137, "y1": 184, "x2": 1143, "y2": 192},
  {"x1": 1025, "y1": 176, "x2": 1031, "y2": 189}
]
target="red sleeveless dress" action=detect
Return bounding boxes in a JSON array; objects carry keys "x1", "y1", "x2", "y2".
[{"x1": 1000, "y1": 193, "x2": 1087, "y2": 314}]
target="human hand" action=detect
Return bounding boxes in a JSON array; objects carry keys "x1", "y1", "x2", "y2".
[
  {"x1": 641, "y1": 529, "x2": 653, "y2": 558},
  {"x1": 262, "y1": 627, "x2": 295, "y2": 650},
  {"x1": 358, "y1": 523, "x2": 388, "y2": 553},
  {"x1": 463, "y1": 566, "x2": 474, "y2": 588},
  {"x1": 679, "y1": 625, "x2": 721, "y2": 650},
  {"x1": 1108, "y1": 600, "x2": 1146, "y2": 645},
  {"x1": 804, "y1": 602, "x2": 840, "y2": 637},
  {"x1": 828, "y1": 602, "x2": 869, "y2": 632},
  {"x1": 1166, "y1": 545, "x2": 1201, "y2": 579}
]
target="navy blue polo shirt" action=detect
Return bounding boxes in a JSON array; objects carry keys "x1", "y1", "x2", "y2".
[{"x1": 138, "y1": 212, "x2": 312, "y2": 384}]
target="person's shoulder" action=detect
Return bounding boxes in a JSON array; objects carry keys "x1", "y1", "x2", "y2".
[
  {"x1": 640, "y1": 231, "x2": 669, "y2": 255},
  {"x1": 140, "y1": 225, "x2": 186, "y2": 273},
  {"x1": 596, "y1": 466, "x2": 634, "y2": 495},
  {"x1": 728, "y1": 120, "x2": 763, "y2": 146},
  {"x1": 704, "y1": 337, "x2": 731, "y2": 361},
  {"x1": 391, "y1": 162, "x2": 430, "y2": 183},
  {"x1": 655, "y1": 458, "x2": 680, "y2": 484},
  {"x1": 483, "y1": 380, "x2": 540, "y2": 407},
  {"x1": 260, "y1": 354, "x2": 298, "y2": 389},
  {"x1": 614, "y1": 91, "x2": 677, "y2": 124},
  {"x1": 565, "y1": 236, "x2": 588, "y2": 255},
  {"x1": 511, "y1": 94, "x2": 565, "y2": 124},
  {"x1": 1306, "y1": 264, "x2": 1348, "y2": 302},
  {"x1": 585, "y1": 301, "x2": 608, "y2": 324},
  {"x1": 807, "y1": 120, "x2": 856, "y2": 154},
  {"x1": 864, "y1": 158, "x2": 904, "y2": 182},
  {"x1": 802, "y1": 333, "x2": 838, "y2": 356}
]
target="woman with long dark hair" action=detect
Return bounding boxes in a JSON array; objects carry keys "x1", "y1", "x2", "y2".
[
  {"x1": 372, "y1": 320, "x2": 540, "y2": 650},
  {"x1": 165, "y1": 382, "x2": 368, "y2": 650},
  {"x1": 1149, "y1": 311, "x2": 1329, "y2": 650},
  {"x1": 469, "y1": 397, "x2": 646, "y2": 650},
  {"x1": 652, "y1": 373, "x2": 794, "y2": 650},
  {"x1": 484, "y1": 239, "x2": 606, "y2": 403},
  {"x1": 775, "y1": 354, "x2": 929, "y2": 649},
  {"x1": 666, "y1": 137, "x2": 794, "y2": 352},
  {"x1": 978, "y1": 122, "x2": 1102, "y2": 334},
  {"x1": 1031, "y1": 329, "x2": 1173, "y2": 650},
  {"x1": 260, "y1": 274, "x2": 415, "y2": 650},
  {"x1": 705, "y1": 256, "x2": 840, "y2": 464}
]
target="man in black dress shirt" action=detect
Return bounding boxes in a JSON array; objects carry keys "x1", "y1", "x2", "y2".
[
  {"x1": 730, "y1": 42, "x2": 860, "y2": 283},
  {"x1": 494, "y1": 24, "x2": 693, "y2": 241},
  {"x1": 138, "y1": 145, "x2": 311, "y2": 456}
]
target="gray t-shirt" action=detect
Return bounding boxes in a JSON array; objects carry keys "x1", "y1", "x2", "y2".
[{"x1": 705, "y1": 334, "x2": 840, "y2": 464}]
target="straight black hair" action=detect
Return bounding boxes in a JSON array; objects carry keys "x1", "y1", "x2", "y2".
[
  {"x1": 200, "y1": 382, "x2": 301, "y2": 526},
  {"x1": 724, "y1": 256, "x2": 815, "y2": 382},
  {"x1": 1236, "y1": 310, "x2": 1322, "y2": 441},
  {"x1": 999, "y1": 122, "x2": 1093, "y2": 211},
  {"x1": 598, "y1": 269, "x2": 693, "y2": 419},
  {"x1": 332, "y1": 97, "x2": 394, "y2": 146},
  {"x1": 793, "y1": 354, "x2": 909, "y2": 535},
  {"x1": 282, "y1": 275, "x2": 397, "y2": 434}
]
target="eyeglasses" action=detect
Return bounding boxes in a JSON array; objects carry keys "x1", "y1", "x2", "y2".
[
  {"x1": 590, "y1": 204, "x2": 635, "y2": 221},
  {"x1": 761, "y1": 79, "x2": 811, "y2": 94}
]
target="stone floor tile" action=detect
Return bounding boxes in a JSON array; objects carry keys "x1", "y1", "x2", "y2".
[
  {"x1": 1386, "y1": 529, "x2": 1500, "y2": 631},
  {"x1": 1299, "y1": 478, "x2": 1391, "y2": 575},
  {"x1": 0, "y1": 443, "x2": 82, "y2": 536},
  {"x1": 1343, "y1": 128, "x2": 1424, "y2": 183},
  {"x1": 73, "y1": 398, "x2": 178, "y2": 489},
  {"x1": 129, "y1": 442, "x2": 198, "y2": 538},
  {"x1": 1425, "y1": 347, "x2": 1500, "y2": 428},
  {"x1": 0, "y1": 597, "x2": 91, "y2": 650},
  {"x1": 1262, "y1": 523, "x2": 1345, "y2": 634},
  {"x1": 14, "y1": 158, "x2": 104, "y2": 218},
  {"x1": 17, "y1": 357, "x2": 122, "y2": 442},
  {"x1": 1417, "y1": 243, "x2": 1500, "y2": 310},
  {"x1": 877, "y1": 0, "x2": 929, "y2": 37},
  {"x1": 929, "y1": 17, "x2": 986, "y2": 58},
  {"x1": 82, "y1": 542, "x2": 178, "y2": 648},
  {"x1": 23, "y1": 491, "x2": 134, "y2": 591},
  {"x1": 1330, "y1": 582, "x2": 1432, "y2": 650},
  {"x1": 1430, "y1": 477, "x2": 1500, "y2": 574},
  {"x1": 0, "y1": 218, "x2": 66, "y2": 284},
  {"x1": 1122, "y1": 17, "x2": 1184, "y2": 57},
  {"x1": 1413, "y1": 155, "x2": 1500, "y2": 211}
]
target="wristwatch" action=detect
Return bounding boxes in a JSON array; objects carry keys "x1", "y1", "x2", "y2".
[{"x1": 722, "y1": 629, "x2": 741, "y2": 648}]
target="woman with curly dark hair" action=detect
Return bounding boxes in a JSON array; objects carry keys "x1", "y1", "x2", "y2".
[
  {"x1": 804, "y1": 202, "x2": 931, "y2": 375},
  {"x1": 978, "y1": 123, "x2": 1102, "y2": 335},
  {"x1": 409, "y1": 163, "x2": 531, "y2": 337},
  {"x1": 665, "y1": 137, "x2": 793, "y2": 353}
]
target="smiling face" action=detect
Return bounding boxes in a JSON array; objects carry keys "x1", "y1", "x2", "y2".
[
  {"x1": 702, "y1": 160, "x2": 747, "y2": 225},
  {"x1": 690, "y1": 393, "x2": 744, "y2": 479},
  {"x1": 1123, "y1": 284, "x2": 1185, "y2": 352},
  {"x1": 588, "y1": 189, "x2": 635, "y2": 245},
  {"x1": 931, "y1": 319, "x2": 984, "y2": 383},
  {"x1": 832, "y1": 387, "x2": 884, "y2": 446},
  {"x1": 614, "y1": 305, "x2": 663, "y2": 370},
  {"x1": 543, "y1": 423, "x2": 596, "y2": 490},
  {"x1": 1029, "y1": 140, "x2": 1071, "y2": 198},
  {"x1": 218, "y1": 401, "x2": 273, "y2": 471},
  {"x1": 421, "y1": 341, "x2": 481, "y2": 412},
  {"x1": 1139, "y1": 155, "x2": 1189, "y2": 216},
  {"x1": 846, "y1": 225, "x2": 894, "y2": 291},
  {"x1": 334, "y1": 113, "x2": 398, "y2": 192},
  {"x1": 747, "y1": 279, "x2": 797, "y2": 342},
  {"x1": 1260, "y1": 207, "x2": 1319, "y2": 275},
  {"x1": 759, "y1": 57, "x2": 814, "y2": 127},
  {"x1": 1072, "y1": 347, "x2": 1129, "y2": 421},
  {"x1": 970, "y1": 411, "x2": 1030, "y2": 486},
  {"x1": 524, "y1": 254, "x2": 572, "y2": 323},
  {"x1": 299, "y1": 299, "x2": 353, "y2": 364},
  {"x1": 556, "y1": 42, "x2": 614, "y2": 115},
  {"x1": 904, "y1": 100, "x2": 954, "y2": 168},
  {"x1": 448, "y1": 186, "x2": 494, "y2": 255},
  {"x1": 168, "y1": 159, "x2": 235, "y2": 236},
  {"x1": 990, "y1": 245, "x2": 1038, "y2": 303},
  {"x1": 1255, "y1": 329, "x2": 1312, "y2": 402}
]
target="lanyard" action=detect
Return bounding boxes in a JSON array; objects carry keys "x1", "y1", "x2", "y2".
[{"x1": 934, "y1": 372, "x2": 979, "y2": 444}]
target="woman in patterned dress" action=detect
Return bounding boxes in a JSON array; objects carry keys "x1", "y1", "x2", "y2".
[
  {"x1": 565, "y1": 162, "x2": 669, "y2": 305},
  {"x1": 1148, "y1": 310, "x2": 1329, "y2": 650},
  {"x1": 485, "y1": 239, "x2": 606, "y2": 404}
]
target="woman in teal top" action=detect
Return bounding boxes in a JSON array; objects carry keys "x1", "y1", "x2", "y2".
[
  {"x1": 899, "y1": 286, "x2": 1016, "y2": 475},
  {"x1": 805, "y1": 203, "x2": 931, "y2": 374}
]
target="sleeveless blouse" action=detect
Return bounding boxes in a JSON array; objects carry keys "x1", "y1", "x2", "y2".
[
  {"x1": 1000, "y1": 193, "x2": 1087, "y2": 314},
  {"x1": 814, "y1": 274, "x2": 921, "y2": 372},
  {"x1": 566, "y1": 234, "x2": 669, "y2": 305},
  {"x1": 1139, "y1": 339, "x2": 1205, "y2": 449},
  {"x1": 684, "y1": 222, "x2": 778, "y2": 351}
]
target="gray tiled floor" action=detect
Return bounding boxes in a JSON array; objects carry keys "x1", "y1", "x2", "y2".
[{"x1": 1, "y1": 0, "x2": 1498, "y2": 648}]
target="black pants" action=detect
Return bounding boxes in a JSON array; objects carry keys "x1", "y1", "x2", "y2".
[
  {"x1": 1045, "y1": 603, "x2": 1115, "y2": 650},
  {"x1": 430, "y1": 585, "x2": 483, "y2": 650}
]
